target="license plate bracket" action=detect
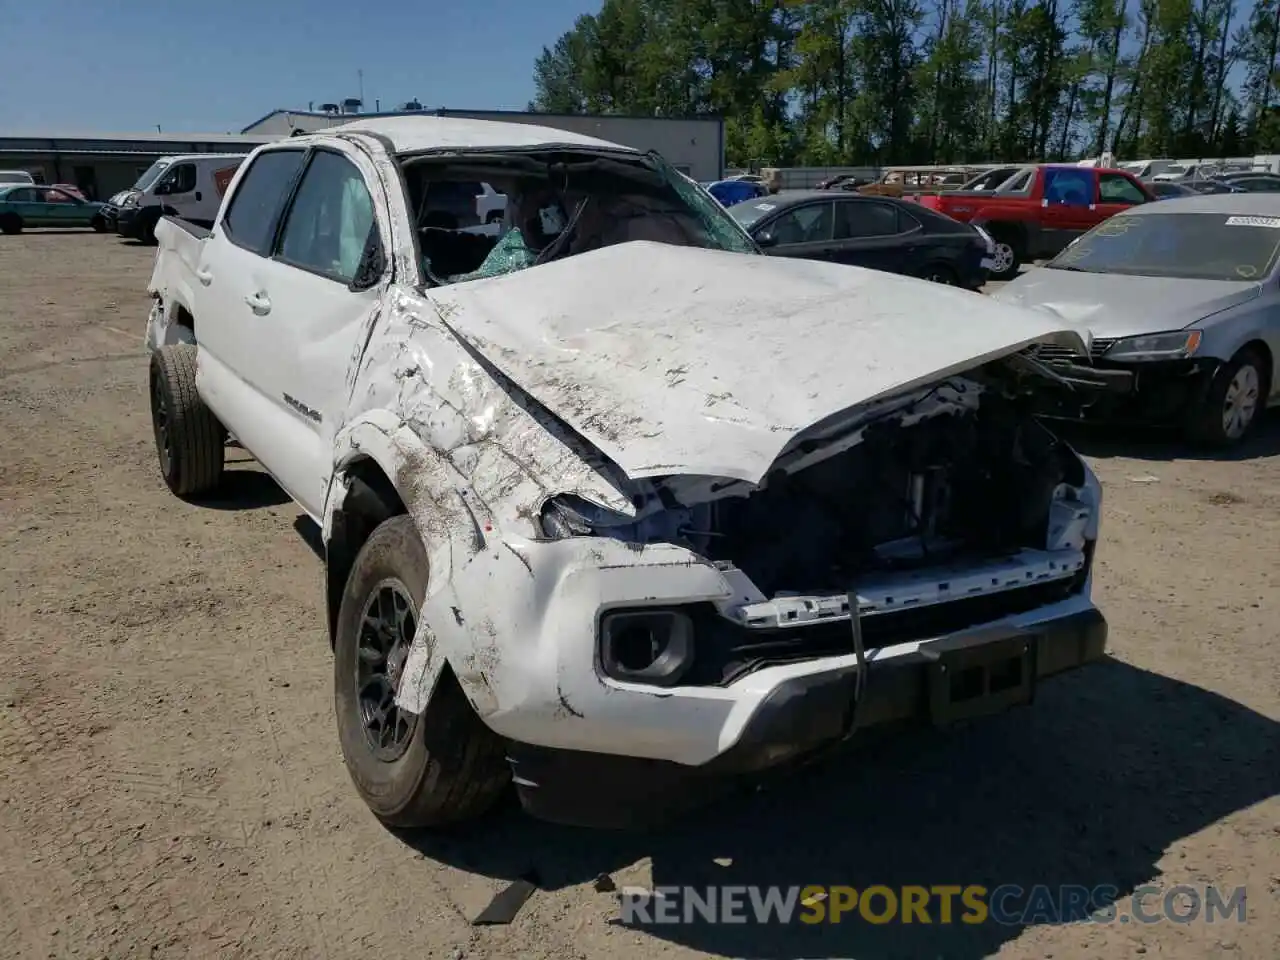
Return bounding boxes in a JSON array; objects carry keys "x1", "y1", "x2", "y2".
[{"x1": 921, "y1": 627, "x2": 1038, "y2": 727}]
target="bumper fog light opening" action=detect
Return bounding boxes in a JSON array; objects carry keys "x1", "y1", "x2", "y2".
[{"x1": 600, "y1": 610, "x2": 694, "y2": 687}]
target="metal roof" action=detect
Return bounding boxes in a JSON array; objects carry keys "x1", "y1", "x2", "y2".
[{"x1": 303, "y1": 116, "x2": 636, "y2": 154}]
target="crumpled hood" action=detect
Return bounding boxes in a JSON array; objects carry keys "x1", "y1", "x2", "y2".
[
  {"x1": 991, "y1": 268, "x2": 1260, "y2": 338},
  {"x1": 425, "y1": 241, "x2": 1087, "y2": 484}
]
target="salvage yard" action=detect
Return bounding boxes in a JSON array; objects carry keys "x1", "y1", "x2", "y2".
[{"x1": 1, "y1": 231, "x2": 1277, "y2": 959}]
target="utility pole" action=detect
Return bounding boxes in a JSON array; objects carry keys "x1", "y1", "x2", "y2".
[{"x1": 358, "y1": 69, "x2": 364, "y2": 107}]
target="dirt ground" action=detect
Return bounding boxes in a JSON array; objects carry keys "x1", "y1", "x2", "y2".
[{"x1": 0, "y1": 231, "x2": 1276, "y2": 960}]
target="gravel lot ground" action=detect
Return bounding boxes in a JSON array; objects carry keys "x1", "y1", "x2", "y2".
[{"x1": 1, "y1": 231, "x2": 1277, "y2": 960}]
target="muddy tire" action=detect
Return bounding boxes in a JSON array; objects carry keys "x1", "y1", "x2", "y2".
[
  {"x1": 1186, "y1": 346, "x2": 1269, "y2": 448},
  {"x1": 0, "y1": 213, "x2": 22, "y2": 235},
  {"x1": 149, "y1": 344, "x2": 225, "y2": 497},
  {"x1": 334, "y1": 515, "x2": 510, "y2": 828}
]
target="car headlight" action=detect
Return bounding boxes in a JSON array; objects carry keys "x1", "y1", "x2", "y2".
[
  {"x1": 121, "y1": 192, "x2": 139, "y2": 208},
  {"x1": 974, "y1": 225, "x2": 994, "y2": 253},
  {"x1": 538, "y1": 493, "x2": 637, "y2": 539},
  {"x1": 1102, "y1": 330, "x2": 1202, "y2": 362}
]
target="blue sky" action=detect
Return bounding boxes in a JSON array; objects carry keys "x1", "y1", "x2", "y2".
[{"x1": 0, "y1": 0, "x2": 598, "y2": 134}]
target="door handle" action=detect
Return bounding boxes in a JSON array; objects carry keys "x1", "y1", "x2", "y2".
[
  {"x1": 195, "y1": 191, "x2": 202, "y2": 202},
  {"x1": 195, "y1": 268, "x2": 213, "y2": 285},
  {"x1": 244, "y1": 291, "x2": 271, "y2": 315}
]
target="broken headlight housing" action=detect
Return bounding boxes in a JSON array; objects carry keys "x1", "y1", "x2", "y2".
[
  {"x1": 1103, "y1": 330, "x2": 1202, "y2": 362},
  {"x1": 538, "y1": 493, "x2": 637, "y2": 539}
]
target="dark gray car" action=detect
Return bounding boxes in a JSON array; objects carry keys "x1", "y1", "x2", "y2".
[{"x1": 991, "y1": 193, "x2": 1280, "y2": 446}]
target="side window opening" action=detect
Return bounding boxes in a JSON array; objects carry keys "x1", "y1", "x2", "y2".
[
  {"x1": 835, "y1": 200, "x2": 900, "y2": 239},
  {"x1": 1098, "y1": 173, "x2": 1147, "y2": 204},
  {"x1": 761, "y1": 203, "x2": 834, "y2": 245},
  {"x1": 1043, "y1": 168, "x2": 1095, "y2": 206},
  {"x1": 222, "y1": 149, "x2": 308, "y2": 256},
  {"x1": 276, "y1": 150, "x2": 377, "y2": 285}
]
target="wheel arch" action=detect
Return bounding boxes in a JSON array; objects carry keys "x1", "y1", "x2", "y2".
[
  {"x1": 1236, "y1": 337, "x2": 1273, "y2": 385},
  {"x1": 323, "y1": 416, "x2": 481, "y2": 649}
]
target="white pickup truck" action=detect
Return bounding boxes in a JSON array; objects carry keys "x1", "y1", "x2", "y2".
[{"x1": 144, "y1": 116, "x2": 1110, "y2": 829}]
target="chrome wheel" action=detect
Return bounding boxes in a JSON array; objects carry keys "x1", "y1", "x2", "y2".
[
  {"x1": 1222, "y1": 363, "x2": 1261, "y2": 439},
  {"x1": 355, "y1": 578, "x2": 419, "y2": 762},
  {"x1": 990, "y1": 242, "x2": 1014, "y2": 275}
]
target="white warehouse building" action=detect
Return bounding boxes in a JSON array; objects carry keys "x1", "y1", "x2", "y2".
[
  {"x1": 0, "y1": 107, "x2": 725, "y2": 202},
  {"x1": 240, "y1": 106, "x2": 726, "y2": 182}
]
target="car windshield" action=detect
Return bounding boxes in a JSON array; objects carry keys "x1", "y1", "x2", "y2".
[
  {"x1": 1048, "y1": 212, "x2": 1280, "y2": 281},
  {"x1": 0, "y1": 172, "x2": 30, "y2": 184},
  {"x1": 401, "y1": 148, "x2": 756, "y2": 287},
  {"x1": 132, "y1": 160, "x2": 171, "y2": 191}
]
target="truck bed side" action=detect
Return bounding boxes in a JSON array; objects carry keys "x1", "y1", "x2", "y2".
[{"x1": 145, "y1": 216, "x2": 209, "y2": 351}]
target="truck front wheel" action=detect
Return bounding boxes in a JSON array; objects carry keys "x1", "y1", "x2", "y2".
[
  {"x1": 334, "y1": 515, "x2": 510, "y2": 828},
  {"x1": 149, "y1": 344, "x2": 225, "y2": 497}
]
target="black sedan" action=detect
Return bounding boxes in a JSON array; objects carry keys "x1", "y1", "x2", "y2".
[
  {"x1": 726, "y1": 191, "x2": 991, "y2": 289},
  {"x1": 1146, "y1": 180, "x2": 1198, "y2": 200}
]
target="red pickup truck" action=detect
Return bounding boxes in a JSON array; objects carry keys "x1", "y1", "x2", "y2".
[{"x1": 913, "y1": 163, "x2": 1156, "y2": 280}]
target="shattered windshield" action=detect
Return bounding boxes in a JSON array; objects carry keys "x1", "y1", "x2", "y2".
[
  {"x1": 400, "y1": 149, "x2": 758, "y2": 287},
  {"x1": 1047, "y1": 212, "x2": 1280, "y2": 281}
]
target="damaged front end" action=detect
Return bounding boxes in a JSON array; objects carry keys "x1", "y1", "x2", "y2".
[{"x1": 531, "y1": 362, "x2": 1101, "y2": 692}]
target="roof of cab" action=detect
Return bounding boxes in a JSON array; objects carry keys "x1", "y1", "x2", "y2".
[{"x1": 318, "y1": 116, "x2": 637, "y2": 155}]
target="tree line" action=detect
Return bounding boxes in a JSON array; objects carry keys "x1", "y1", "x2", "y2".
[{"x1": 529, "y1": 0, "x2": 1280, "y2": 168}]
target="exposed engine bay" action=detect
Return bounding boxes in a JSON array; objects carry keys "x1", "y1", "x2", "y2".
[
  {"x1": 542, "y1": 371, "x2": 1088, "y2": 599},
  {"x1": 695, "y1": 385, "x2": 1082, "y2": 596}
]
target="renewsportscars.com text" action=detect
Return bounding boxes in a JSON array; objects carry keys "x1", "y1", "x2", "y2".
[{"x1": 618, "y1": 883, "x2": 1247, "y2": 926}]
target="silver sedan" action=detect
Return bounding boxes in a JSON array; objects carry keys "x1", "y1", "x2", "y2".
[{"x1": 991, "y1": 193, "x2": 1280, "y2": 447}]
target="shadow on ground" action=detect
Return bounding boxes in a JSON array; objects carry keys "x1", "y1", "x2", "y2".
[
  {"x1": 403, "y1": 659, "x2": 1278, "y2": 957},
  {"x1": 188, "y1": 466, "x2": 291, "y2": 510},
  {"x1": 1052, "y1": 410, "x2": 1280, "y2": 463},
  {"x1": 292, "y1": 515, "x2": 325, "y2": 559}
]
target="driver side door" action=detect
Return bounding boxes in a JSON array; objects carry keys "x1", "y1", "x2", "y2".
[{"x1": 244, "y1": 147, "x2": 387, "y2": 518}]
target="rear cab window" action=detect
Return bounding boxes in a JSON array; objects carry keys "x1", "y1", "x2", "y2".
[
  {"x1": 1041, "y1": 168, "x2": 1096, "y2": 206},
  {"x1": 221, "y1": 149, "x2": 308, "y2": 255}
]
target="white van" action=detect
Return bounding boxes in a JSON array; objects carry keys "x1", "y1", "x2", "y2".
[
  {"x1": 0, "y1": 170, "x2": 36, "y2": 185},
  {"x1": 106, "y1": 154, "x2": 246, "y2": 243}
]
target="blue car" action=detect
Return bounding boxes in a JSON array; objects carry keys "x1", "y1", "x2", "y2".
[{"x1": 703, "y1": 179, "x2": 768, "y2": 206}]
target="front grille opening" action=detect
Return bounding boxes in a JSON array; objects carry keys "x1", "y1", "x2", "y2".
[{"x1": 687, "y1": 569, "x2": 1087, "y2": 686}]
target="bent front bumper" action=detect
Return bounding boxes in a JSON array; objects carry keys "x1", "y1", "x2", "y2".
[
  {"x1": 506, "y1": 607, "x2": 1106, "y2": 827},
  {"x1": 1034, "y1": 357, "x2": 1219, "y2": 425},
  {"x1": 394, "y1": 527, "x2": 1107, "y2": 828}
]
